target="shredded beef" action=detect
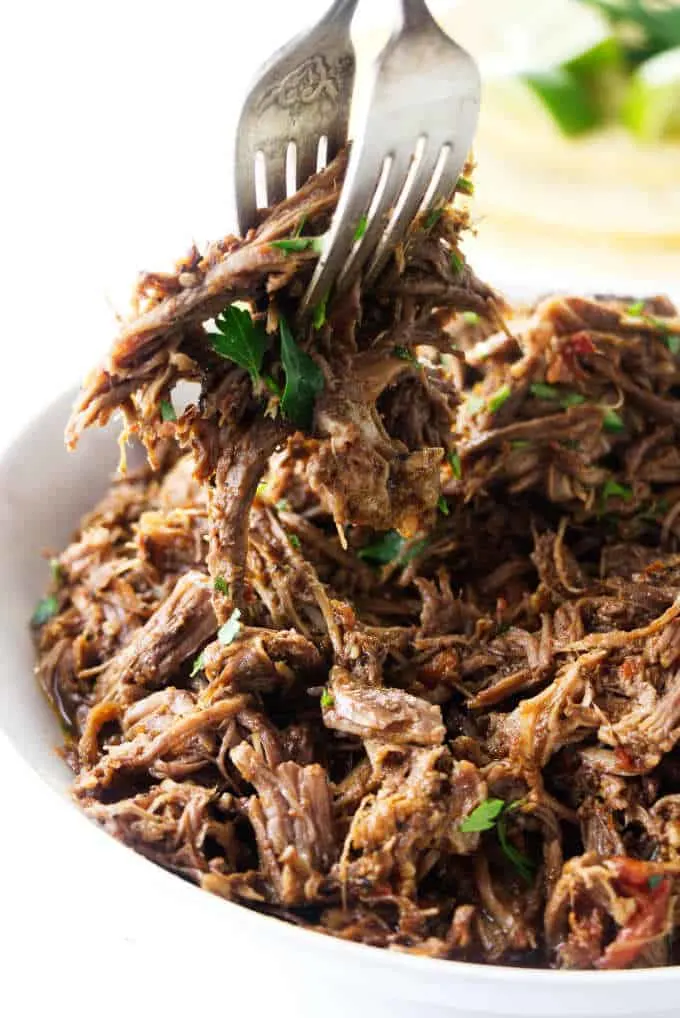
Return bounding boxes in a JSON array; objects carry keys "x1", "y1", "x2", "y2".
[{"x1": 32, "y1": 157, "x2": 680, "y2": 969}]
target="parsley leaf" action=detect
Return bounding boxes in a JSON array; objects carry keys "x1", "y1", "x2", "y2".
[
  {"x1": 488, "y1": 383, "x2": 511, "y2": 414},
  {"x1": 457, "y1": 176, "x2": 474, "y2": 195},
  {"x1": 393, "y1": 345, "x2": 417, "y2": 363},
  {"x1": 288, "y1": 533, "x2": 301, "y2": 550},
  {"x1": 312, "y1": 294, "x2": 328, "y2": 330},
  {"x1": 450, "y1": 251, "x2": 464, "y2": 275},
  {"x1": 32, "y1": 595, "x2": 59, "y2": 626},
  {"x1": 217, "y1": 608, "x2": 242, "y2": 646},
  {"x1": 602, "y1": 479, "x2": 634, "y2": 502},
  {"x1": 667, "y1": 334, "x2": 680, "y2": 356},
  {"x1": 160, "y1": 399, "x2": 177, "y2": 422},
  {"x1": 497, "y1": 811, "x2": 535, "y2": 884},
  {"x1": 460, "y1": 798, "x2": 505, "y2": 833},
  {"x1": 353, "y1": 215, "x2": 368, "y2": 241},
  {"x1": 213, "y1": 576, "x2": 229, "y2": 596},
  {"x1": 320, "y1": 688, "x2": 335, "y2": 709},
  {"x1": 448, "y1": 450, "x2": 462, "y2": 479},
  {"x1": 603, "y1": 408, "x2": 625, "y2": 432},
  {"x1": 462, "y1": 310, "x2": 480, "y2": 326},
  {"x1": 270, "y1": 235, "x2": 325, "y2": 254},
  {"x1": 437, "y1": 495, "x2": 450, "y2": 516},
  {"x1": 425, "y1": 205, "x2": 443, "y2": 229},
  {"x1": 530, "y1": 382, "x2": 560, "y2": 401},
  {"x1": 358, "y1": 531, "x2": 405, "y2": 564},
  {"x1": 279, "y1": 317, "x2": 325, "y2": 429},
  {"x1": 561, "y1": 392, "x2": 586, "y2": 408},
  {"x1": 190, "y1": 651, "x2": 205, "y2": 678},
  {"x1": 627, "y1": 300, "x2": 645, "y2": 316},
  {"x1": 208, "y1": 305, "x2": 267, "y2": 385}
]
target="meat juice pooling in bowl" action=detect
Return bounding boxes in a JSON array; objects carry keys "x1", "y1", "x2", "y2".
[{"x1": 2, "y1": 387, "x2": 680, "y2": 1018}]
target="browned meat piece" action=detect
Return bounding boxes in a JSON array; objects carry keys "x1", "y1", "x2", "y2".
[
  {"x1": 231, "y1": 741, "x2": 335, "y2": 904},
  {"x1": 322, "y1": 667, "x2": 445, "y2": 745}
]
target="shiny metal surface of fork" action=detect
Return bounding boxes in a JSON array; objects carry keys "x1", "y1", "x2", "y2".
[
  {"x1": 299, "y1": 0, "x2": 481, "y2": 315},
  {"x1": 234, "y1": 0, "x2": 359, "y2": 236}
]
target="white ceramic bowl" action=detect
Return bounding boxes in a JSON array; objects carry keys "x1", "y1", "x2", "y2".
[{"x1": 1, "y1": 386, "x2": 679, "y2": 1018}]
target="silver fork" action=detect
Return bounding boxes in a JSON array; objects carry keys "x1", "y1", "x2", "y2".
[{"x1": 234, "y1": 0, "x2": 359, "y2": 236}]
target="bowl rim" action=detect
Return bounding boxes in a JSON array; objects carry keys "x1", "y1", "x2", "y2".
[{"x1": 4, "y1": 379, "x2": 680, "y2": 1000}]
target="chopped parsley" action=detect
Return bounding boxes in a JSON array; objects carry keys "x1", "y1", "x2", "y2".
[
  {"x1": 279, "y1": 316, "x2": 324, "y2": 430},
  {"x1": 626, "y1": 300, "x2": 645, "y2": 317},
  {"x1": 49, "y1": 558, "x2": 64, "y2": 584},
  {"x1": 460, "y1": 798, "x2": 534, "y2": 883},
  {"x1": 510, "y1": 439, "x2": 531, "y2": 450},
  {"x1": 457, "y1": 176, "x2": 474, "y2": 196},
  {"x1": 288, "y1": 533, "x2": 301, "y2": 550},
  {"x1": 32, "y1": 595, "x2": 59, "y2": 626},
  {"x1": 320, "y1": 688, "x2": 335, "y2": 709},
  {"x1": 437, "y1": 495, "x2": 450, "y2": 516},
  {"x1": 561, "y1": 392, "x2": 586, "y2": 408},
  {"x1": 213, "y1": 576, "x2": 229, "y2": 596},
  {"x1": 648, "y1": 873, "x2": 664, "y2": 890},
  {"x1": 425, "y1": 205, "x2": 443, "y2": 229},
  {"x1": 460, "y1": 798, "x2": 505, "y2": 833},
  {"x1": 160, "y1": 399, "x2": 177, "y2": 422},
  {"x1": 275, "y1": 498, "x2": 290, "y2": 512},
  {"x1": 462, "y1": 310, "x2": 480, "y2": 326},
  {"x1": 450, "y1": 250, "x2": 464, "y2": 275},
  {"x1": 270, "y1": 235, "x2": 325, "y2": 254},
  {"x1": 190, "y1": 651, "x2": 205, "y2": 678},
  {"x1": 358, "y1": 531, "x2": 428, "y2": 566},
  {"x1": 666, "y1": 333, "x2": 680, "y2": 356},
  {"x1": 312, "y1": 294, "x2": 328, "y2": 330},
  {"x1": 602, "y1": 408, "x2": 625, "y2": 433},
  {"x1": 530, "y1": 382, "x2": 561, "y2": 401},
  {"x1": 353, "y1": 215, "x2": 368, "y2": 241},
  {"x1": 488, "y1": 383, "x2": 511, "y2": 414},
  {"x1": 217, "y1": 608, "x2": 242, "y2": 646},
  {"x1": 602, "y1": 479, "x2": 633, "y2": 503},
  {"x1": 448, "y1": 450, "x2": 462, "y2": 479},
  {"x1": 393, "y1": 345, "x2": 417, "y2": 363},
  {"x1": 208, "y1": 305, "x2": 267, "y2": 386}
]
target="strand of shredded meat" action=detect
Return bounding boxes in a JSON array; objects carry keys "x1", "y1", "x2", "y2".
[{"x1": 32, "y1": 156, "x2": 680, "y2": 968}]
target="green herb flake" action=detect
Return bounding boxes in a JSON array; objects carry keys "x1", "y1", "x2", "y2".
[
  {"x1": 648, "y1": 873, "x2": 664, "y2": 890},
  {"x1": 160, "y1": 399, "x2": 177, "y2": 422},
  {"x1": 208, "y1": 305, "x2": 267, "y2": 385},
  {"x1": 448, "y1": 450, "x2": 462, "y2": 479},
  {"x1": 561, "y1": 392, "x2": 586, "y2": 408},
  {"x1": 626, "y1": 300, "x2": 645, "y2": 317},
  {"x1": 312, "y1": 294, "x2": 328, "y2": 330},
  {"x1": 510, "y1": 439, "x2": 531, "y2": 450},
  {"x1": 288, "y1": 533, "x2": 301, "y2": 550},
  {"x1": 497, "y1": 811, "x2": 535, "y2": 884},
  {"x1": 393, "y1": 345, "x2": 417, "y2": 363},
  {"x1": 666, "y1": 334, "x2": 680, "y2": 356},
  {"x1": 530, "y1": 382, "x2": 560, "y2": 401},
  {"x1": 462, "y1": 310, "x2": 480, "y2": 326},
  {"x1": 602, "y1": 408, "x2": 625, "y2": 433},
  {"x1": 49, "y1": 558, "x2": 64, "y2": 585},
  {"x1": 358, "y1": 531, "x2": 405, "y2": 565},
  {"x1": 353, "y1": 215, "x2": 368, "y2": 241},
  {"x1": 270, "y1": 235, "x2": 325, "y2": 254},
  {"x1": 457, "y1": 176, "x2": 474, "y2": 196},
  {"x1": 293, "y1": 215, "x2": 306, "y2": 238},
  {"x1": 425, "y1": 205, "x2": 443, "y2": 229},
  {"x1": 213, "y1": 576, "x2": 229, "y2": 596},
  {"x1": 190, "y1": 651, "x2": 205, "y2": 678},
  {"x1": 450, "y1": 250, "x2": 464, "y2": 275},
  {"x1": 401, "y1": 537, "x2": 429, "y2": 564},
  {"x1": 32, "y1": 595, "x2": 59, "y2": 626},
  {"x1": 437, "y1": 495, "x2": 450, "y2": 516},
  {"x1": 217, "y1": 608, "x2": 242, "y2": 646},
  {"x1": 460, "y1": 798, "x2": 505, "y2": 833},
  {"x1": 602, "y1": 479, "x2": 633, "y2": 503},
  {"x1": 263, "y1": 374, "x2": 282, "y2": 396},
  {"x1": 279, "y1": 316, "x2": 325, "y2": 429},
  {"x1": 320, "y1": 688, "x2": 335, "y2": 709},
  {"x1": 275, "y1": 499, "x2": 290, "y2": 512},
  {"x1": 488, "y1": 383, "x2": 512, "y2": 414}
]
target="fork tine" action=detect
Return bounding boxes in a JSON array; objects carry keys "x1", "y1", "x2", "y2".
[
  {"x1": 234, "y1": 143, "x2": 259, "y2": 237},
  {"x1": 296, "y1": 136, "x2": 321, "y2": 194},
  {"x1": 363, "y1": 144, "x2": 442, "y2": 286},
  {"x1": 335, "y1": 150, "x2": 412, "y2": 290},
  {"x1": 264, "y1": 148, "x2": 288, "y2": 209},
  {"x1": 299, "y1": 144, "x2": 385, "y2": 314}
]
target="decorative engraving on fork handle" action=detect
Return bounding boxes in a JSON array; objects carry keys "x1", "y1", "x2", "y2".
[{"x1": 255, "y1": 54, "x2": 354, "y2": 120}]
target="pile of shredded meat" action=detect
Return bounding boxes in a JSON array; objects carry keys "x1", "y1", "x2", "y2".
[{"x1": 33, "y1": 153, "x2": 680, "y2": 968}]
